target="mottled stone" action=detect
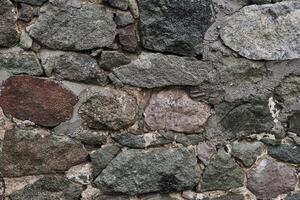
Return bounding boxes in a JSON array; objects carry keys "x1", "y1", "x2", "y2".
[
  {"x1": 0, "y1": 177, "x2": 3, "y2": 200},
  {"x1": 81, "y1": 186, "x2": 102, "y2": 200},
  {"x1": 268, "y1": 144, "x2": 300, "y2": 164},
  {"x1": 144, "y1": 90, "x2": 211, "y2": 133},
  {"x1": 0, "y1": 49, "x2": 42, "y2": 75},
  {"x1": 232, "y1": 141, "x2": 264, "y2": 167},
  {"x1": 247, "y1": 159, "x2": 297, "y2": 199},
  {"x1": 286, "y1": 192, "x2": 300, "y2": 200},
  {"x1": 112, "y1": 132, "x2": 171, "y2": 148},
  {"x1": 220, "y1": 1, "x2": 300, "y2": 60},
  {"x1": 99, "y1": 51, "x2": 131, "y2": 71},
  {"x1": 65, "y1": 163, "x2": 93, "y2": 185},
  {"x1": 95, "y1": 147, "x2": 200, "y2": 195},
  {"x1": 19, "y1": 31, "x2": 33, "y2": 50},
  {"x1": 28, "y1": 0, "x2": 116, "y2": 50},
  {"x1": 197, "y1": 142, "x2": 216, "y2": 165},
  {"x1": 118, "y1": 24, "x2": 139, "y2": 52},
  {"x1": 15, "y1": 0, "x2": 47, "y2": 6},
  {"x1": 113, "y1": 52, "x2": 213, "y2": 88},
  {"x1": 0, "y1": 76, "x2": 77, "y2": 127},
  {"x1": 0, "y1": 0, "x2": 19, "y2": 47},
  {"x1": 40, "y1": 51, "x2": 107, "y2": 84},
  {"x1": 9, "y1": 176, "x2": 83, "y2": 200},
  {"x1": 4, "y1": 176, "x2": 43, "y2": 196},
  {"x1": 198, "y1": 149, "x2": 244, "y2": 191},
  {"x1": 1, "y1": 128, "x2": 88, "y2": 177},
  {"x1": 161, "y1": 132, "x2": 205, "y2": 146},
  {"x1": 18, "y1": 3, "x2": 36, "y2": 22},
  {"x1": 288, "y1": 112, "x2": 300, "y2": 136},
  {"x1": 141, "y1": 194, "x2": 176, "y2": 200},
  {"x1": 210, "y1": 193, "x2": 244, "y2": 200},
  {"x1": 115, "y1": 12, "x2": 135, "y2": 27},
  {"x1": 90, "y1": 145, "x2": 120, "y2": 178},
  {"x1": 138, "y1": 0, "x2": 214, "y2": 56},
  {"x1": 103, "y1": 0, "x2": 129, "y2": 10},
  {"x1": 79, "y1": 88, "x2": 138, "y2": 130}
]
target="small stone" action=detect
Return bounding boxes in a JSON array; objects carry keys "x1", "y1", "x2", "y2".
[
  {"x1": 9, "y1": 176, "x2": 83, "y2": 200},
  {"x1": 113, "y1": 52, "x2": 213, "y2": 88},
  {"x1": 220, "y1": 1, "x2": 300, "y2": 60},
  {"x1": 0, "y1": 0, "x2": 19, "y2": 47},
  {"x1": 15, "y1": 0, "x2": 47, "y2": 6},
  {"x1": 160, "y1": 131, "x2": 205, "y2": 146},
  {"x1": 0, "y1": 177, "x2": 4, "y2": 200},
  {"x1": 141, "y1": 194, "x2": 176, "y2": 200},
  {"x1": 0, "y1": 49, "x2": 42, "y2": 75},
  {"x1": 268, "y1": 144, "x2": 300, "y2": 164},
  {"x1": 28, "y1": 0, "x2": 116, "y2": 50},
  {"x1": 40, "y1": 51, "x2": 107, "y2": 84},
  {"x1": 0, "y1": 75, "x2": 77, "y2": 127},
  {"x1": 198, "y1": 149, "x2": 244, "y2": 191},
  {"x1": 286, "y1": 192, "x2": 300, "y2": 200},
  {"x1": 90, "y1": 144, "x2": 121, "y2": 178},
  {"x1": 18, "y1": 3, "x2": 36, "y2": 22},
  {"x1": 103, "y1": 0, "x2": 129, "y2": 10},
  {"x1": 99, "y1": 51, "x2": 131, "y2": 71},
  {"x1": 232, "y1": 141, "x2": 264, "y2": 167},
  {"x1": 144, "y1": 90, "x2": 211, "y2": 133},
  {"x1": 95, "y1": 147, "x2": 200, "y2": 195},
  {"x1": 4, "y1": 176, "x2": 43, "y2": 197},
  {"x1": 115, "y1": 12, "x2": 135, "y2": 27},
  {"x1": 210, "y1": 193, "x2": 244, "y2": 200},
  {"x1": 19, "y1": 31, "x2": 33, "y2": 50},
  {"x1": 288, "y1": 112, "x2": 300, "y2": 136},
  {"x1": 79, "y1": 87, "x2": 138, "y2": 130},
  {"x1": 118, "y1": 24, "x2": 139, "y2": 52},
  {"x1": 197, "y1": 142, "x2": 217, "y2": 165},
  {"x1": 247, "y1": 159, "x2": 297, "y2": 199},
  {"x1": 81, "y1": 185, "x2": 102, "y2": 200},
  {"x1": 65, "y1": 163, "x2": 93, "y2": 185}
]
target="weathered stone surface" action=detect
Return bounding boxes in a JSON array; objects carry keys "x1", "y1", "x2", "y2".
[
  {"x1": 18, "y1": 3, "x2": 37, "y2": 22},
  {"x1": 144, "y1": 90, "x2": 211, "y2": 133},
  {"x1": 79, "y1": 88, "x2": 138, "y2": 130},
  {"x1": 220, "y1": 1, "x2": 300, "y2": 60},
  {"x1": 81, "y1": 186, "x2": 102, "y2": 200},
  {"x1": 99, "y1": 51, "x2": 131, "y2": 71},
  {"x1": 161, "y1": 131, "x2": 205, "y2": 146},
  {"x1": 0, "y1": 76, "x2": 77, "y2": 127},
  {"x1": 28, "y1": 0, "x2": 116, "y2": 50},
  {"x1": 40, "y1": 51, "x2": 107, "y2": 84},
  {"x1": 112, "y1": 132, "x2": 171, "y2": 148},
  {"x1": 65, "y1": 163, "x2": 93, "y2": 185},
  {"x1": 141, "y1": 194, "x2": 176, "y2": 200},
  {"x1": 15, "y1": 0, "x2": 47, "y2": 6},
  {"x1": 286, "y1": 192, "x2": 300, "y2": 200},
  {"x1": 288, "y1": 112, "x2": 300, "y2": 136},
  {"x1": 0, "y1": 127, "x2": 88, "y2": 177},
  {"x1": 198, "y1": 149, "x2": 244, "y2": 191},
  {"x1": 0, "y1": 0, "x2": 19, "y2": 47},
  {"x1": 210, "y1": 193, "x2": 244, "y2": 200},
  {"x1": 115, "y1": 12, "x2": 135, "y2": 27},
  {"x1": 138, "y1": 0, "x2": 214, "y2": 56},
  {"x1": 95, "y1": 147, "x2": 200, "y2": 195},
  {"x1": 9, "y1": 176, "x2": 83, "y2": 200},
  {"x1": 247, "y1": 159, "x2": 297, "y2": 199},
  {"x1": 197, "y1": 142, "x2": 216, "y2": 165},
  {"x1": 0, "y1": 177, "x2": 4, "y2": 200},
  {"x1": 0, "y1": 49, "x2": 42, "y2": 75},
  {"x1": 19, "y1": 31, "x2": 33, "y2": 50},
  {"x1": 268, "y1": 144, "x2": 300, "y2": 164},
  {"x1": 118, "y1": 24, "x2": 139, "y2": 52},
  {"x1": 232, "y1": 141, "x2": 264, "y2": 167},
  {"x1": 113, "y1": 52, "x2": 213, "y2": 88},
  {"x1": 103, "y1": 0, "x2": 129, "y2": 10},
  {"x1": 4, "y1": 176, "x2": 43, "y2": 196},
  {"x1": 90, "y1": 145, "x2": 120, "y2": 178}
]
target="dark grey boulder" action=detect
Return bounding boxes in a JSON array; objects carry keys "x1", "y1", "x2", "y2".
[
  {"x1": 99, "y1": 51, "x2": 131, "y2": 71},
  {"x1": 114, "y1": 12, "x2": 135, "y2": 27},
  {"x1": 286, "y1": 192, "x2": 300, "y2": 200},
  {"x1": 103, "y1": 0, "x2": 129, "y2": 10},
  {"x1": 268, "y1": 144, "x2": 300, "y2": 164}
]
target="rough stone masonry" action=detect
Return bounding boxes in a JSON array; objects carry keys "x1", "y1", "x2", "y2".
[{"x1": 0, "y1": 0, "x2": 300, "y2": 199}]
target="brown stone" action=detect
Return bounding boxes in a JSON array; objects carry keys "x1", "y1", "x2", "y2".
[
  {"x1": 144, "y1": 90, "x2": 211, "y2": 133},
  {"x1": 0, "y1": 75, "x2": 77, "y2": 127},
  {"x1": 118, "y1": 24, "x2": 139, "y2": 52},
  {"x1": 247, "y1": 159, "x2": 297, "y2": 199}
]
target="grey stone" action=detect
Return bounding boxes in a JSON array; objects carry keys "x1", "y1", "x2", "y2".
[
  {"x1": 118, "y1": 24, "x2": 139, "y2": 52},
  {"x1": 0, "y1": 127, "x2": 88, "y2": 177},
  {"x1": 0, "y1": 177, "x2": 3, "y2": 200},
  {"x1": 15, "y1": 0, "x2": 47, "y2": 6},
  {"x1": 0, "y1": 49, "x2": 43, "y2": 75},
  {"x1": 79, "y1": 87, "x2": 138, "y2": 130},
  {"x1": 198, "y1": 149, "x2": 244, "y2": 191},
  {"x1": 288, "y1": 112, "x2": 300, "y2": 136},
  {"x1": 197, "y1": 142, "x2": 217, "y2": 165},
  {"x1": 95, "y1": 147, "x2": 200, "y2": 195},
  {"x1": 141, "y1": 194, "x2": 176, "y2": 200},
  {"x1": 286, "y1": 192, "x2": 300, "y2": 200},
  {"x1": 103, "y1": 0, "x2": 129, "y2": 10},
  {"x1": 19, "y1": 31, "x2": 33, "y2": 50},
  {"x1": 220, "y1": 1, "x2": 300, "y2": 60},
  {"x1": 247, "y1": 159, "x2": 297, "y2": 199},
  {"x1": 65, "y1": 163, "x2": 93, "y2": 185},
  {"x1": 90, "y1": 145, "x2": 120, "y2": 178},
  {"x1": 40, "y1": 51, "x2": 107, "y2": 84},
  {"x1": 113, "y1": 52, "x2": 214, "y2": 88},
  {"x1": 268, "y1": 144, "x2": 300, "y2": 164},
  {"x1": 160, "y1": 132, "x2": 205, "y2": 146},
  {"x1": 9, "y1": 176, "x2": 83, "y2": 200},
  {"x1": 28, "y1": 0, "x2": 116, "y2": 50},
  {"x1": 99, "y1": 51, "x2": 131, "y2": 71},
  {"x1": 18, "y1": 3, "x2": 37, "y2": 22},
  {"x1": 0, "y1": 0, "x2": 19, "y2": 47},
  {"x1": 112, "y1": 132, "x2": 171, "y2": 148},
  {"x1": 115, "y1": 12, "x2": 135, "y2": 27},
  {"x1": 232, "y1": 141, "x2": 264, "y2": 167},
  {"x1": 138, "y1": 0, "x2": 214, "y2": 56},
  {"x1": 210, "y1": 193, "x2": 244, "y2": 200}
]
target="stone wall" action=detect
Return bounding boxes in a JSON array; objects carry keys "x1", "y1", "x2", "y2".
[{"x1": 0, "y1": 0, "x2": 300, "y2": 199}]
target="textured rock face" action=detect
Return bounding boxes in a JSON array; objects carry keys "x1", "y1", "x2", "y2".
[
  {"x1": 247, "y1": 159, "x2": 297, "y2": 199},
  {"x1": 28, "y1": 0, "x2": 116, "y2": 50},
  {"x1": 268, "y1": 144, "x2": 300, "y2": 164},
  {"x1": 0, "y1": 0, "x2": 19, "y2": 47},
  {"x1": 103, "y1": 0, "x2": 129, "y2": 10},
  {"x1": 79, "y1": 88, "x2": 137, "y2": 130},
  {"x1": 15, "y1": 0, "x2": 47, "y2": 6},
  {"x1": 0, "y1": 128, "x2": 88, "y2": 177},
  {"x1": 138, "y1": 0, "x2": 214, "y2": 56},
  {"x1": 0, "y1": 76, "x2": 77, "y2": 127},
  {"x1": 99, "y1": 51, "x2": 131, "y2": 71},
  {"x1": 118, "y1": 24, "x2": 139, "y2": 52},
  {"x1": 197, "y1": 142, "x2": 216, "y2": 165},
  {"x1": 144, "y1": 90, "x2": 211, "y2": 133},
  {"x1": 95, "y1": 147, "x2": 200, "y2": 195},
  {"x1": 220, "y1": 1, "x2": 300, "y2": 60},
  {"x1": 113, "y1": 53, "x2": 213, "y2": 88}
]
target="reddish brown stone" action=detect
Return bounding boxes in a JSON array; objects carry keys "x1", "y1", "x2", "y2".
[
  {"x1": 0, "y1": 75, "x2": 77, "y2": 127},
  {"x1": 118, "y1": 24, "x2": 139, "y2": 52}
]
